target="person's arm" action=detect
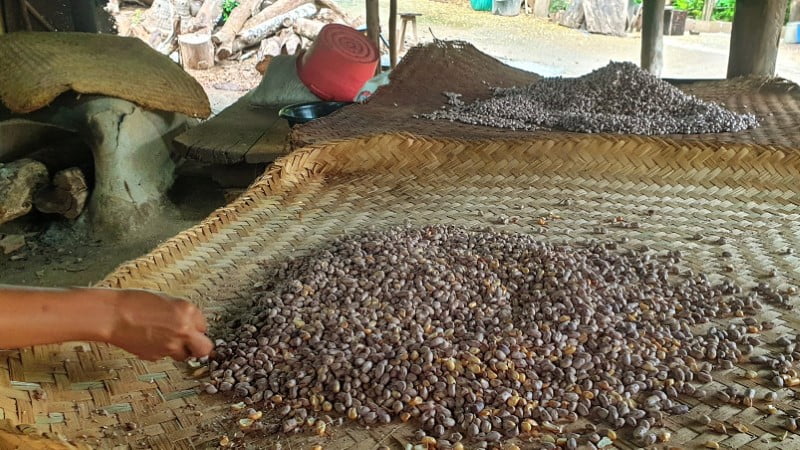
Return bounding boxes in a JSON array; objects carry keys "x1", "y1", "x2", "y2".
[{"x1": 0, "y1": 286, "x2": 213, "y2": 361}]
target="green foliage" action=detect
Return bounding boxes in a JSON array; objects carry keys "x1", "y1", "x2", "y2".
[
  {"x1": 551, "y1": 0, "x2": 790, "y2": 24},
  {"x1": 549, "y1": 0, "x2": 570, "y2": 13},
  {"x1": 670, "y1": 0, "x2": 736, "y2": 22},
  {"x1": 222, "y1": 0, "x2": 239, "y2": 23},
  {"x1": 672, "y1": 0, "x2": 703, "y2": 19},
  {"x1": 711, "y1": 0, "x2": 735, "y2": 22}
]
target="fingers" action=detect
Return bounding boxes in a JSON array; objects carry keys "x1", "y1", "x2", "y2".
[
  {"x1": 192, "y1": 307, "x2": 208, "y2": 333},
  {"x1": 172, "y1": 299, "x2": 207, "y2": 333},
  {"x1": 185, "y1": 332, "x2": 214, "y2": 358},
  {"x1": 167, "y1": 344, "x2": 191, "y2": 362}
]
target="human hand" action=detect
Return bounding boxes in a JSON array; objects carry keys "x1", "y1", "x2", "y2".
[{"x1": 105, "y1": 290, "x2": 214, "y2": 361}]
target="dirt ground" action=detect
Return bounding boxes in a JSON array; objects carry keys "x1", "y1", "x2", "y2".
[
  {"x1": 0, "y1": 172, "x2": 227, "y2": 287},
  {"x1": 2, "y1": 0, "x2": 798, "y2": 289},
  {"x1": 340, "y1": 0, "x2": 800, "y2": 82}
]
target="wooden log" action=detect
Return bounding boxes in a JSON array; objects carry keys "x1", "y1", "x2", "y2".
[
  {"x1": 213, "y1": 0, "x2": 260, "y2": 59},
  {"x1": 315, "y1": 0, "x2": 363, "y2": 27},
  {"x1": 293, "y1": 17, "x2": 323, "y2": 39},
  {"x1": 283, "y1": 30, "x2": 302, "y2": 54},
  {"x1": 190, "y1": 0, "x2": 222, "y2": 33},
  {"x1": 243, "y1": 0, "x2": 311, "y2": 31},
  {"x1": 641, "y1": 0, "x2": 665, "y2": 77},
  {"x1": 315, "y1": 7, "x2": 349, "y2": 24},
  {"x1": 178, "y1": 32, "x2": 215, "y2": 69},
  {"x1": 33, "y1": 167, "x2": 89, "y2": 220},
  {"x1": 235, "y1": 3, "x2": 317, "y2": 48},
  {"x1": 276, "y1": 27, "x2": 293, "y2": 46},
  {"x1": 175, "y1": 0, "x2": 193, "y2": 33},
  {"x1": 559, "y1": 0, "x2": 584, "y2": 28},
  {"x1": 389, "y1": 0, "x2": 397, "y2": 68},
  {"x1": 366, "y1": 0, "x2": 380, "y2": 74},
  {"x1": 727, "y1": 0, "x2": 787, "y2": 78},
  {"x1": 255, "y1": 35, "x2": 283, "y2": 72},
  {"x1": 256, "y1": 55, "x2": 273, "y2": 74}
]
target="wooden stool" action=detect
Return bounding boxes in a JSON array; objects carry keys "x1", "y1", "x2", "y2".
[{"x1": 399, "y1": 13, "x2": 422, "y2": 51}]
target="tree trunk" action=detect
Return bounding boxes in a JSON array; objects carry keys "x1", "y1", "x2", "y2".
[
  {"x1": 366, "y1": 0, "x2": 380, "y2": 74},
  {"x1": 293, "y1": 17, "x2": 324, "y2": 39},
  {"x1": 641, "y1": 0, "x2": 665, "y2": 77},
  {"x1": 790, "y1": 0, "x2": 800, "y2": 21},
  {"x1": 213, "y1": 0, "x2": 260, "y2": 59},
  {"x1": 235, "y1": 3, "x2": 317, "y2": 48},
  {"x1": 178, "y1": 32, "x2": 215, "y2": 69},
  {"x1": 701, "y1": 0, "x2": 717, "y2": 21},
  {"x1": 727, "y1": 0, "x2": 787, "y2": 78},
  {"x1": 533, "y1": 0, "x2": 551, "y2": 17},
  {"x1": 190, "y1": 0, "x2": 222, "y2": 33},
  {"x1": 243, "y1": 0, "x2": 311, "y2": 30}
]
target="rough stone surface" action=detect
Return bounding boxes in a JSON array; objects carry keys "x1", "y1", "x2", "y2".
[
  {"x1": 0, "y1": 158, "x2": 48, "y2": 225},
  {"x1": 0, "y1": 234, "x2": 26, "y2": 254},
  {"x1": 34, "y1": 167, "x2": 89, "y2": 220}
]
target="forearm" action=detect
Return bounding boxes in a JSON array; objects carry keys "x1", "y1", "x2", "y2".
[{"x1": 0, "y1": 286, "x2": 118, "y2": 349}]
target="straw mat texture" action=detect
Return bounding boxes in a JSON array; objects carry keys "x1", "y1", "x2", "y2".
[
  {"x1": 4, "y1": 127, "x2": 800, "y2": 448},
  {"x1": 290, "y1": 41, "x2": 800, "y2": 151},
  {"x1": 0, "y1": 32, "x2": 210, "y2": 118}
]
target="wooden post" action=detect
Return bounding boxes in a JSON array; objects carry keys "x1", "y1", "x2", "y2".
[
  {"x1": 727, "y1": 0, "x2": 787, "y2": 78},
  {"x1": 389, "y1": 0, "x2": 397, "y2": 68},
  {"x1": 641, "y1": 0, "x2": 665, "y2": 77},
  {"x1": 790, "y1": 0, "x2": 800, "y2": 21},
  {"x1": 366, "y1": 0, "x2": 380, "y2": 74},
  {"x1": 20, "y1": 0, "x2": 31, "y2": 30}
]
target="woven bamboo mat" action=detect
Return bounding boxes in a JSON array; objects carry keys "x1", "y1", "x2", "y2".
[
  {"x1": 4, "y1": 129, "x2": 800, "y2": 448},
  {"x1": 0, "y1": 32, "x2": 210, "y2": 118},
  {"x1": 290, "y1": 41, "x2": 800, "y2": 151}
]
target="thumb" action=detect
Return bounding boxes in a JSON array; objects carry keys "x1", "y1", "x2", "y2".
[{"x1": 185, "y1": 332, "x2": 214, "y2": 358}]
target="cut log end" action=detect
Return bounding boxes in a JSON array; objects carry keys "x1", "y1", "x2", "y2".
[{"x1": 178, "y1": 33, "x2": 215, "y2": 70}]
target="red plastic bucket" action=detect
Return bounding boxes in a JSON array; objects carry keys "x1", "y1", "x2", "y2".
[{"x1": 296, "y1": 24, "x2": 379, "y2": 102}]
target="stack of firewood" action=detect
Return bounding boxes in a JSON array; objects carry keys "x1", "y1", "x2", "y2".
[{"x1": 114, "y1": 0, "x2": 363, "y2": 71}]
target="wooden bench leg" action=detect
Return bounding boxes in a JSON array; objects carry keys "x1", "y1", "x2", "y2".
[
  {"x1": 400, "y1": 19, "x2": 408, "y2": 51},
  {"x1": 411, "y1": 18, "x2": 418, "y2": 44}
]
